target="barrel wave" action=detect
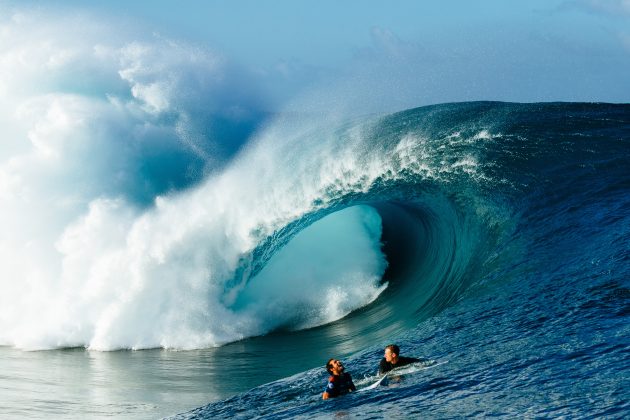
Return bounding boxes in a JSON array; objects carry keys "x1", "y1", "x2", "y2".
[
  {"x1": 178, "y1": 102, "x2": 629, "y2": 418},
  {"x1": 1, "y1": 101, "x2": 628, "y2": 418},
  {"x1": 0, "y1": 100, "x2": 513, "y2": 352}
]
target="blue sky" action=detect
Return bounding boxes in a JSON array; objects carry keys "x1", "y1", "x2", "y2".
[{"x1": 4, "y1": 0, "x2": 630, "y2": 109}]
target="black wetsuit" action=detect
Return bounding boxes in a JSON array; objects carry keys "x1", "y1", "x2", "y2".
[
  {"x1": 379, "y1": 356, "x2": 421, "y2": 374},
  {"x1": 323, "y1": 372, "x2": 356, "y2": 398}
]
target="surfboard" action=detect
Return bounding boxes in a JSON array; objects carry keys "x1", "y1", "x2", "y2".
[
  {"x1": 358, "y1": 359, "x2": 449, "y2": 391},
  {"x1": 359, "y1": 373, "x2": 388, "y2": 391}
]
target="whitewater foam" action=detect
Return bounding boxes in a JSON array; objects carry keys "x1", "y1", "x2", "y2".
[
  {"x1": 0, "y1": 98, "x2": 488, "y2": 350},
  {"x1": 0, "y1": 11, "x2": 492, "y2": 351}
]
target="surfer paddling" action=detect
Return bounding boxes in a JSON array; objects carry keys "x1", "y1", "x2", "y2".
[
  {"x1": 379, "y1": 344, "x2": 421, "y2": 374},
  {"x1": 322, "y1": 358, "x2": 356, "y2": 399}
]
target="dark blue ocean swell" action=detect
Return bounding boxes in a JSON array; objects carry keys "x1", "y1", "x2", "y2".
[{"x1": 173, "y1": 102, "x2": 629, "y2": 419}]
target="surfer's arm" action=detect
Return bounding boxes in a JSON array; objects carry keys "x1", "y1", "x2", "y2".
[{"x1": 322, "y1": 391, "x2": 329, "y2": 400}]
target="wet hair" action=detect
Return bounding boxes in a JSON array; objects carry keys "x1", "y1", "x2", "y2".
[
  {"x1": 326, "y1": 358, "x2": 335, "y2": 374},
  {"x1": 385, "y1": 344, "x2": 400, "y2": 356}
]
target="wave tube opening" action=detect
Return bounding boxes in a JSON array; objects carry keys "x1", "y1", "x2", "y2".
[
  {"x1": 211, "y1": 191, "x2": 486, "y2": 381},
  {"x1": 227, "y1": 205, "x2": 389, "y2": 333}
]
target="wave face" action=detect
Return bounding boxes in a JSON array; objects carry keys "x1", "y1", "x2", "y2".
[
  {"x1": 0, "y1": 97, "x2": 511, "y2": 351},
  {"x1": 166, "y1": 102, "x2": 628, "y2": 418}
]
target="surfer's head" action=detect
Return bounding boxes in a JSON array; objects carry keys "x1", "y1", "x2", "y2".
[
  {"x1": 326, "y1": 358, "x2": 345, "y2": 375},
  {"x1": 384, "y1": 344, "x2": 400, "y2": 363}
]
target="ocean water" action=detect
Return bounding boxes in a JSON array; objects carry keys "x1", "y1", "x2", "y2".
[{"x1": 1, "y1": 102, "x2": 628, "y2": 418}]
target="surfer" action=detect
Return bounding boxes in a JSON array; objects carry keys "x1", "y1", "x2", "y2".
[
  {"x1": 322, "y1": 358, "x2": 356, "y2": 399},
  {"x1": 379, "y1": 344, "x2": 421, "y2": 374}
]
